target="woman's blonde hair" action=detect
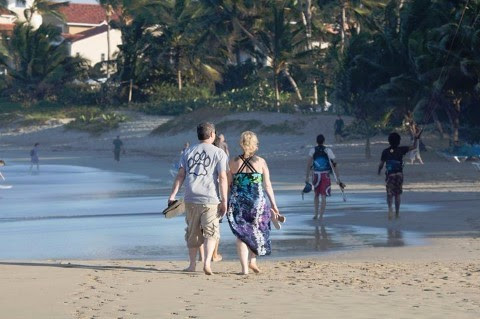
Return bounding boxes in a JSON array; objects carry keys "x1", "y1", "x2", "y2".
[{"x1": 239, "y1": 131, "x2": 258, "y2": 157}]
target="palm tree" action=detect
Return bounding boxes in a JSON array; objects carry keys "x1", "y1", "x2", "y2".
[
  {"x1": 0, "y1": 22, "x2": 87, "y2": 102},
  {"x1": 236, "y1": 0, "x2": 304, "y2": 107},
  {"x1": 23, "y1": 0, "x2": 69, "y2": 25},
  {"x1": 98, "y1": 0, "x2": 166, "y2": 101},
  {"x1": 148, "y1": 0, "x2": 224, "y2": 93}
]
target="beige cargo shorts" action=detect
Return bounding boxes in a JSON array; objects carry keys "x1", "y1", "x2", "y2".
[{"x1": 184, "y1": 203, "x2": 220, "y2": 248}]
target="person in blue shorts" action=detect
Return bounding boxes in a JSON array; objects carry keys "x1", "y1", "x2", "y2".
[{"x1": 378, "y1": 129, "x2": 422, "y2": 219}]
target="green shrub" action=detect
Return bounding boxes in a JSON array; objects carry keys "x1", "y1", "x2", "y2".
[
  {"x1": 65, "y1": 110, "x2": 127, "y2": 135},
  {"x1": 144, "y1": 83, "x2": 212, "y2": 101},
  {"x1": 131, "y1": 82, "x2": 295, "y2": 116},
  {"x1": 57, "y1": 83, "x2": 99, "y2": 106}
]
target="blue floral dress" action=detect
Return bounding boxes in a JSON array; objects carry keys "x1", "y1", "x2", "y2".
[{"x1": 227, "y1": 156, "x2": 271, "y2": 256}]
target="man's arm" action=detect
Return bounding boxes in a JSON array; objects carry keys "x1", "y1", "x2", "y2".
[
  {"x1": 168, "y1": 167, "x2": 186, "y2": 204},
  {"x1": 378, "y1": 161, "x2": 385, "y2": 175},
  {"x1": 305, "y1": 157, "x2": 313, "y2": 182},
  {"x1": 218, "y1": 170, "x2": 228, "y2": 217}
]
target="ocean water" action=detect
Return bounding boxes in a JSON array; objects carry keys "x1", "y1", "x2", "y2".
[{"x1": 0, "y1": 165, "x2": 426, "y2": 260}]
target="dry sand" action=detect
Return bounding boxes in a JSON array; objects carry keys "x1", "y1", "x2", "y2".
[{"x1": 0, "y1": 110, "x2": 479, "y2": 318}]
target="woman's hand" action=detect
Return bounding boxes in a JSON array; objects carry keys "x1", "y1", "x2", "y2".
[{"x1": 271, "y1": 206, "x2": 280, "y2": 217}]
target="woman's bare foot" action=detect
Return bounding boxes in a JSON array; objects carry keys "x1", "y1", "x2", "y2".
[
  {"x1": 212, "y1": 254, "x2": 223, "y2": 262},
  {"x1": 248, "y1": 263, "x2": 261, "y2": 274},
  {"x1": 183, "y1": 266, "x2": 196, "y2": 272},
  {"x1": 203, "y1": 265, "x2": 213, "y2": 275}
]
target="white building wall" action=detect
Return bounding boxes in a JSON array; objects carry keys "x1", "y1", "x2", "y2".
[
  {"x1": 70, "y1": 28, "x2": 122, "y2": 66},
  {"x1": 7, "y1": 0, "x2": 42, "y2": 28}
]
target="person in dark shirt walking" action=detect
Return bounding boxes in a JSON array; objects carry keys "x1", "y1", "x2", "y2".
[
  {"x1": 334, "y1": 115, "x2": 345, "y2": 143},
  {"x1": 113, "y1": 136, "x2": 124, "y2": 162},
  {"x1": 378, "y1": 129, "x2": 422, "y2": 219}
]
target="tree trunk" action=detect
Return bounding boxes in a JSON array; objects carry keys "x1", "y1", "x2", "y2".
[
  {"x1": 397, "y1": 0, "x2": 405, "y2": 33},
  {"x1": 299, "y1": 0, "x2": 316, "y2": 105},
  {"x1": 177, "y1": 70, "x2": 182, "y2": 92},
  {"x1": 340, "y1": 1, "x2": 346, "y2": 53},
  {"x1": 106, "y1": 23, "x2": 111, "y2": 78},
  {"x1": 274, "y1": 72, "x2": 280, "y2": 111},
  {"x1": 128, "y1": 79, "x2": 133, "y2": 103},
  {"x1": 452, "y1": 98, "x2": 461, "y2": 146},
  {"x1": 283, "y1": 69, "x2": 302, "y2": 101}
]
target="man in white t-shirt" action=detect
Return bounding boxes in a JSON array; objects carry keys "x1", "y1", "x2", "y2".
[
  {"x1": 168, "y1": 122, "x2": 228, "y2": 275},
  {"x1": 305, "y1": 134, "x2": 341, "y2": 222}
]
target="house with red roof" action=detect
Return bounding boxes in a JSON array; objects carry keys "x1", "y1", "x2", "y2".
[
  {"x1": 43, "y1": 3, "x2": 112, "y2": 35},
  {"x1": 65, "y1": 23, "x2": 122, "y2": 66},
  {"x1": 0, "y1": 0, "x2": 42, "y2": 34},
  {"x1": 42, "y1": 3, "x2": 122, "y2": 67}
]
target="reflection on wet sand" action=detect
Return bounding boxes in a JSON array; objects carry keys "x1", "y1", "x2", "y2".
[
  {"x1": 315, "y1": 225, "x2": 331, "y2": 251},
  {"x1": 387, "y1": 228, "x2": 404, "y2": 247}
]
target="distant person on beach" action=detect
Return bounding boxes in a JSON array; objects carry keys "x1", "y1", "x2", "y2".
[
  {"x1": 334, "y1": 115, "x2": 345, "y2": 143},
  {"x1": 408, "y1": 128, "x2": 424, "y2": 164},
  {"x1": 408, "y1": 140, "x2": 424, "y2": 165},
  {"x1": 171, "y1": 142, "x2": 190, "y2": 177},
  {"x1": 305, "y1": 134, "x2": 342, "y2": 222},
  {"x1": 218, "y1": 134, "x2": 230, "y2": 157},
  {"x1": 181, "y1": 142, "x2": 190, "y2": 155},
  {"x1": 113, "y1": 136, "x2": 124, "y2": 162},
  {"x1": 227, "y1": 131, "x2": 284, "y2": 275},
  {"x1": 168, "y1": 122, "x2": 228, "y2": 275},
  {"x1": 29, "y1": 143, "x2": 40, "y2": 171},
  {"x1": 0, "y1": 159, "x2": 5, "y2": 181},
  {"x1": 378, "y1": 130, "x2": 422, "y2": 219}
]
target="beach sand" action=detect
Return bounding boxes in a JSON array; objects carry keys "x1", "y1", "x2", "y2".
[{"x1": 0, "y1": 111, "x2": 479, "y2": 318}]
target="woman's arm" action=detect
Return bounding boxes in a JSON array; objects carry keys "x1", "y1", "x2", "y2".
[{"x1": 262, "y1": 158, "x2": 279, "y2": 214}]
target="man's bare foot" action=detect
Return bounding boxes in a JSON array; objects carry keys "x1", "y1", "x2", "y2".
[
  {"x1": 212, "y1": 254, "x2": 223, "y2": 262},
  {"x1": 248, "y1": 263, "x2": 261, "y2": 273},
  {"x1": 203, "y1": 266, "x2": 213, "y2": 275},
  {"x1": 183, "y1": 266, "x2": 196, "y2": 272}
]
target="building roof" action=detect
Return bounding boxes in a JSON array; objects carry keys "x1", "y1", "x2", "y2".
[
  {"x1": 0, "y1": 8, "x2": 13, "y2": 15},
  {"x1": 59, "y1": 4, "x2": 108, "y2": 25},
  {"x1": 0, "y1": 23, "x2": 14, "y2": 32},
  {"x1": 64, "y1": 24, "x2": 109, "y2": 42}
]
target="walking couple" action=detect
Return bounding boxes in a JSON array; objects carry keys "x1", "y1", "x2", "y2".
[{"x1": 168, "y1": 122, "x2": 284, "y2": 275}]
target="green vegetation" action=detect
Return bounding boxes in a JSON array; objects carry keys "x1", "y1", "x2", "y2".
[
  {"x1": 65, "y1": 110, "x2": 127, "y2": 135},
  {"x1": 1, "y1": 0, "x2": 479, "y2": 145}
]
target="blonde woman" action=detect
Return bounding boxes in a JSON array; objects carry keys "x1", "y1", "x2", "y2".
[{"x1": 227, "y1": 131, "x2": 284, "y2": 275}]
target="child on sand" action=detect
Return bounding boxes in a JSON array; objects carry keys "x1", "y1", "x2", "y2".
[{"x1": 378, "y1": 129, "x2": 422, "y2": 219}]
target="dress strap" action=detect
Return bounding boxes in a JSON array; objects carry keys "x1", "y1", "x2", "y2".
[{"x1": 237, "y1": 155, "x2": 258, "y2": 174}]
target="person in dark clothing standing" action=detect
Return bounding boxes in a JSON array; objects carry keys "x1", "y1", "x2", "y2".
[
  {"x1": 334, "y1": 115, "x2": 345, "y2": 143},
  {"x1": 113, "y1": 136, "x2": 124, "y2": 162},
  {"x1": 378, "y1": 129, "x2": 422, "y2": 219}
]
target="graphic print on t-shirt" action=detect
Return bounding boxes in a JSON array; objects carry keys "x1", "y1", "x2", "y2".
[{"x1": 187, "y1": 150, "x2": 212, "y2": 176}]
